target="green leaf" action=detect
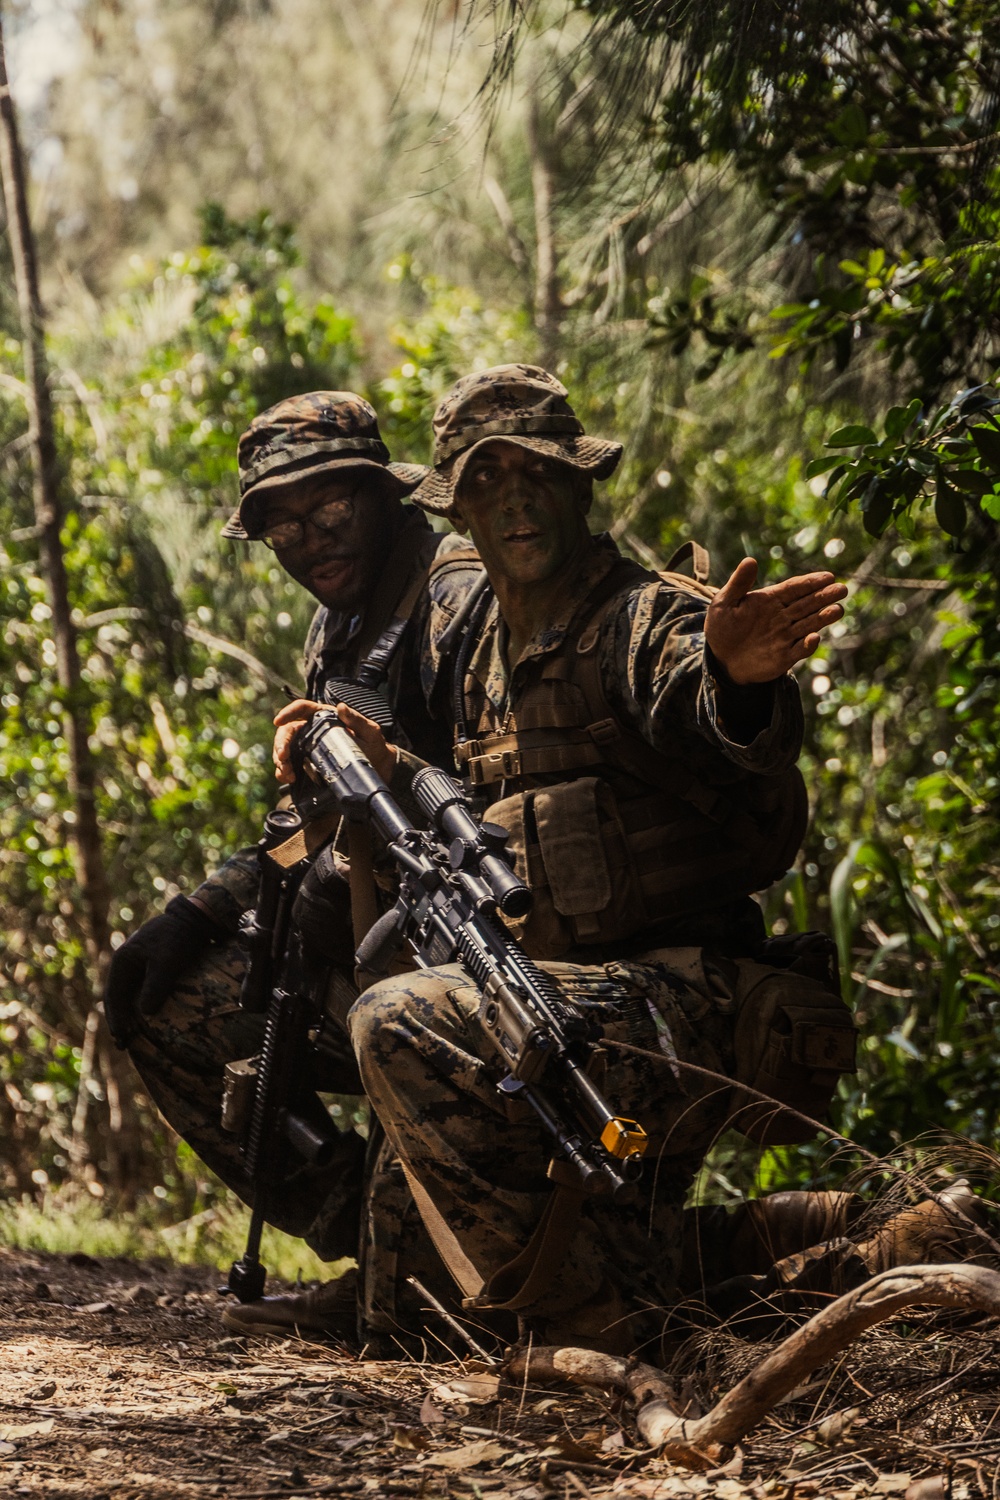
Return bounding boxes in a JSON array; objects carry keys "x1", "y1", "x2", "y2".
[
  {"x1": 951, "y1": 468, "x2": 994, "y2": 495},
  {"x1": 884, "y1": 401, "x2": 920, "y2": 440},
  {"x1": 857, "y1": 477, "x2": 893, "y2": 537},
  {"x1": 805, "y1": 455, "x2": 847, "y2": 478},
  {"x1": 828, "y1": 424, "x2": 877, "y2": 447},
  {"x1": 831, "y1": 101, "x2": 868, "y2": 148},
  {"x1": 934, "y1": 476, "x2": 966, "y2": 536},
  {"x1": 829, "y1": 465, "x2": 871, "y2": 509},
  {"x1": 970, "y1": 424, "x2": 1000, "y2": 470},
  {"x1": 861, "y1": 476, "x2": 894, "y2": 535},
  {"x1": 883, "y1": 406, "x2": 907, "y2": 441},
  {"x1": 982, "y1": 492, "x2": 1000, "y2": 521},
  {"x1": 830, "y1": 839, "x2": 865, "y2": 979}
]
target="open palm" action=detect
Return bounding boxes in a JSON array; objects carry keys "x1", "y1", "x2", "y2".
[{"x1": 705, "y1": 558, "x2": 848, "y2": 684}]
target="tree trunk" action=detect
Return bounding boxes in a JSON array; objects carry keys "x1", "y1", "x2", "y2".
[
  {"x1": 526, "y1": 87, "x2": 561, "y2": 367},
  {"x1": 0, "y1": 8, "x2": 138, "y2": 1196}
]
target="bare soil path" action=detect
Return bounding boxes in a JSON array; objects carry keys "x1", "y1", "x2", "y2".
[{"x1": 1, "y1": 1247, "x2": 997, "y2": 1500}]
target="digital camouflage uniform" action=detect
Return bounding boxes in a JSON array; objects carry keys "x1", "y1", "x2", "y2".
[
  {"x1": 346, "y1": 367, "x2": 853, "y2": 1352},
  {"x1": 124, "y1": 394, "x2": 481, "y2": 1330}
]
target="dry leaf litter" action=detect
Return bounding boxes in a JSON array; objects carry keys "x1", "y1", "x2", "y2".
[{"x1": 1, "y1": 1245, "x2": 998, "y2": 1499}]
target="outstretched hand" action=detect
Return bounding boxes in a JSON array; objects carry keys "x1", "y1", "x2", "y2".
[
  {"x1": 705, "y1": 558, "x2": 847, "y2": 685},
  {"x1": 272, "y1": 699, "x2": 398, "y2": 785}
]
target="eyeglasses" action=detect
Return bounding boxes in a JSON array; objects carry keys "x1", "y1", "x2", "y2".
[{"x1": 260, "y1": 496, "x2": 356, "y2": 551}]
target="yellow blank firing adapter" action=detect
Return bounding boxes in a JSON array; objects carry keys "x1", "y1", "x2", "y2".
[{"x1": 600, "y1": 1118, "x2": 648, "y2": 1161}]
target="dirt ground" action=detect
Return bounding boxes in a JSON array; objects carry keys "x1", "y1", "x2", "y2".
[{"x1": 1, "y1": 1246, "x2": 998, "y2": 1500}]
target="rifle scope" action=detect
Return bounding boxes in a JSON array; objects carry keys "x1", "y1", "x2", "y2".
[{"x1": 412, "y1": 765, "x2": 532, "y2": 920}]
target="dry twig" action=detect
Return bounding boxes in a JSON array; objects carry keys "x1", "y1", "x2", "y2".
[{"x1": 508, "y1": 1263, "x2": 1000, "y2": 1468}]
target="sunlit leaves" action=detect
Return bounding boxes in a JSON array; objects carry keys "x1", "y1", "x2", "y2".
[
  {"x1": 0, "y1": 207, "x2": 361, "y2": 1191},
  {"x1": 816, "y1": 384, "x2": 1000, "y2": 539}
]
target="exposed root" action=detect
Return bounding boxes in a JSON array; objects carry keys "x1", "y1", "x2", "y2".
[{"x1": 506, "y1": 1262, "x2": 1000, "y2": 1468}]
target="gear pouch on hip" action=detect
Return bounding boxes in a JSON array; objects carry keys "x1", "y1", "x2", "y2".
[
  {"x1": 489, "y1": 778, "x2": 648, "y2": 959},
  {"x1": 728, "y1": 956, "x2": 857, "y2": 1146}
]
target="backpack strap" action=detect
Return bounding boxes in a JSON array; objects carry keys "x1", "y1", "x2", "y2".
[{"x1": 663, "y1": 538, "x2": 712, "y2": 583}]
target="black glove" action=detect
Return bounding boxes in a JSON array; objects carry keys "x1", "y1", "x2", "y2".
[
  {"x1": 104, "y1": 896, "x2": 223, "y2": 1049},
  {"x1": 291, "y1": 845, "x2": 356, "y2": 966}
]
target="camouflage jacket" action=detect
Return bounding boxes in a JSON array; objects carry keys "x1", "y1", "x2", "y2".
[
  {"x1": 192, "y1": 511, "x2": 479, "y2": 929},
  {"x1": 450, "y1": 534, "x2": 805, "y2": 953},
  {"x1": 463, "y1": 535, "x2": 802, "y2": 775}
]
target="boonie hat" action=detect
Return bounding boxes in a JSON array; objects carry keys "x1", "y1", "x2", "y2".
[
  {"x1": 409, "y1": 364, "x2": 622, "y2": 517},
  {"x1": 222, "y1": 391, "x2": 428, "y2": 539}
]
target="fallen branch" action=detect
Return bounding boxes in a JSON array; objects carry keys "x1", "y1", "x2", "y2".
[{"x1": 507, "y1": 1263, "x2": 1000, "y2": 1468}]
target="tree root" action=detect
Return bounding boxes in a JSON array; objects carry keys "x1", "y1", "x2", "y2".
[{"x1": 506, "y1": 1263, "x2": 1000, "y2": 1469}]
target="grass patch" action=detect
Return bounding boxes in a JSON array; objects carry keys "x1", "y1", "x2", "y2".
[{"x1": 0, "y1": 1188, "x2": 352, "y2": 1286}]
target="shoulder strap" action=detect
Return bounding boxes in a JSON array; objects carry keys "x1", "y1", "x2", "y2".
[
  {"x1": 352, "y1": 518, "x2": 439, "y2": 663},
  {"x1": 570, "y1": 556, "x2": 655, "y2": 653},
  {"x1": 427, "y1": 543, "x2": 481, "y2": 574},
  {"x1": 663, "y1": 538, "x2": 712, "y2": 583}
]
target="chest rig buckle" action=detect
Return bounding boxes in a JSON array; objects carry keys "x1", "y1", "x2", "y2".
[{"x1": 468, "y1": 748, "x2": 523, "y2": 786}]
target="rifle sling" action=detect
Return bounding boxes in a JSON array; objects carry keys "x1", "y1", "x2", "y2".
[
  {"x1": 462, "y1": 1184, "x2": 586, "y2": 1313},
  {"x1": 397, "y1": 1158, "x2": 486, "y2": 1301},
  {"x1": 267, "y1": 809, "x2": 340, "y2": 869},
  {"x1": 397, "y1": 1153, "x2": 586, "y2": 1314},
  {"x1": 347, "y1": 821, "x2": 379, "y2": 949}
]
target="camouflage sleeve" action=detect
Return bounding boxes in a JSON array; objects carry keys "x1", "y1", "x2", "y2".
[
  {"x1": 416, "y1": 533, "x2": 483, "y2": 711},
  {"x1": 604, "y1": 580, "x2": 804, "y2": 775},
  {"x1": 188, "y1": 846, "x2": 260, "y2": 932},
  {"x1": 301, "y1": 604, "x2": 328, "y2": 698}
]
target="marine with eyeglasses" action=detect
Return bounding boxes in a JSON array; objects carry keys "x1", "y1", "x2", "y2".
[{"x1": 103, "y1": 392, "x2": 480, "y2": 1310}]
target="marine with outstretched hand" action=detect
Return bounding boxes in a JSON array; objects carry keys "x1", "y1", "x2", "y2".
[{"x1": 316, "y1": 364, "x2": 862, "y2": 1355}]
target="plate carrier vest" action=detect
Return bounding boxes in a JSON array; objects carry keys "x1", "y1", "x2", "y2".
[{"x1": 453, "y1": 551, "x2": 808, "y2": 960}]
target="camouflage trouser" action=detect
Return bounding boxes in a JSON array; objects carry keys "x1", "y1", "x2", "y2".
[
  {"x1": 348, "y1": 952, "x2": 738, "y2": 1351},
  {"x1": 126, "y1": 937, "x2": 369, "y2": 1256},
  {"x1": 124, "y1": 935, "x2": 457, "y2": 1343}
]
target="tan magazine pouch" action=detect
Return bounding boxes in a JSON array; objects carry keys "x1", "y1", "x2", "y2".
[{"x1": 488, "y1": 778, "x2": 648, "y2": 958}]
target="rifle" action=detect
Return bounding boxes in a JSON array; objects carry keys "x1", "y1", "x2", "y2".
[
  {"x1": 223, "y1": 807, "x2": 343, "y2": 1303},
  {"x1": 298, "y1": 707, "x2": 648, "y2": 1203}
]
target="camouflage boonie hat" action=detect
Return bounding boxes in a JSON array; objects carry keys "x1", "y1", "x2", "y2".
[
  {"x1": 221, "y1": 391, "x2": 428, "y2": 540},
  {"x1": 409, "y1": 364, "x2": 622, "y2": 517}
]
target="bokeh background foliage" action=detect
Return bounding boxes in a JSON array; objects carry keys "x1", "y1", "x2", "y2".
[{"x1": 0, "y1": 0, "x2": 997, "y2": 1259}]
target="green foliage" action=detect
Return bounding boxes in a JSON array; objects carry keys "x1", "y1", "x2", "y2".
[
  {"x1": 813, "y1": 383, "x2": 1000, "y2": 540},
  {"x1": 572, "y1": 0, "x2": 1000, "y2": 401},
  {"x1": 0, "y1": 1186, "x2": 347, "y2": 1283},
  {"x1": 0, "y1": 208, "x2": 361, "y2": 1194},
  {"x1": 378, "y1": 263, "x2": 535, "y2": 459}
]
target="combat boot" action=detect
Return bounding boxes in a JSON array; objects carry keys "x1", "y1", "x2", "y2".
[
  {"x1": 679, "y1": 1191, "x2": 861, "y2": 1289},
  {"x1": 854, "y1": 1178, "x2": 995, "y2": 1274},
  {"x1": 222, "y1": 1268, "x2": 358, "y2": 1343},
  {"x1": 729, "y1": 1190, "x2": 860, "y2": 1274}
]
